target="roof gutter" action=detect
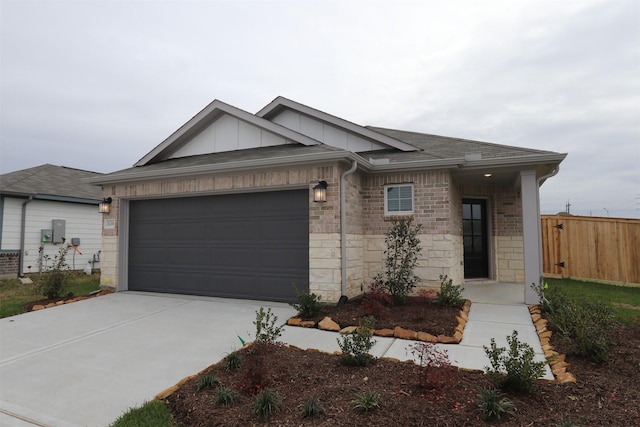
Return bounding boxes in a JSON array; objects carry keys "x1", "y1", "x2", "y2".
[
  {"x1": 340, "y1": 160, "x2": 358, "y2": 298},
  {"x1": 18, "y1": 196, "x2": 33, "y2": 277}
]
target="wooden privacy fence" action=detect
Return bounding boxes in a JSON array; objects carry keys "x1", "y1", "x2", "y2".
[{"x1": 541, "y1": 215, "x2": 640, "y2": 285}]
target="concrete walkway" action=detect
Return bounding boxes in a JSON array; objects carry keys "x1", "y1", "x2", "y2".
[{"x1": 0, "y1": 285, "x2": 551, "y2": 427}]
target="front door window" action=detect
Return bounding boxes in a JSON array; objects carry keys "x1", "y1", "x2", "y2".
[{"x1": 462, "y1": 199, "x2": 489, "y2": 278}]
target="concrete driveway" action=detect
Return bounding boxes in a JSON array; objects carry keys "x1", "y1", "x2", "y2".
[{"x1": 0, "y1": 292, "x2": 296, "y2": 427}]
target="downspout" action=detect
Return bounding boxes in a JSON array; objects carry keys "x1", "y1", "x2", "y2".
[
  {"x1": 18, "y1": 196, "x2": 34, "y2": 277},
  {"x1": 340, "y1": 161, "x2": 358, "y2": 298},
  {"x1": 536, "y1": 165, "x2": 560, "y2": 282}
]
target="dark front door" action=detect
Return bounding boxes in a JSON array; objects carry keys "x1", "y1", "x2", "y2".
[{"x1": 463, "y1": 199, "x2": 489, "y2": 278}]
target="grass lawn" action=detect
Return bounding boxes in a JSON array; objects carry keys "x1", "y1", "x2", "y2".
[
  {"x1": 0, "y1": 272, "x2": 101, "y2": 319},
  {"x1": 109, "y1": 400, "x2": 176, "y2": 427},
  {"x1": 544, "y1": 277, "x2": 640, "y2": 324}
]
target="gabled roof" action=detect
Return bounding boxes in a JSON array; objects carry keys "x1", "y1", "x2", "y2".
[
  {"x1": 135, "y1": 99, "x2": 322, "y2": 166},
  {"x1": 257, "y1": 96, "x2": 418, "y2": 152},
  {"x1": 0, "y1": 164, "x2": 103, "y2": 201}
]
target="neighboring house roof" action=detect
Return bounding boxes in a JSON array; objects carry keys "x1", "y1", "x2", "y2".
[
  {"x1": 0, "y1": 164, "x2": 103, "y2": 201},
  {"x1": 88, "y1": 97, "x2": 567, "y2": 185}
]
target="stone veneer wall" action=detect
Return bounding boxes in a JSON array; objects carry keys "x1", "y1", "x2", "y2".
[{"x1": 100, "y1": 165, "x2": 343, "y2": 297}]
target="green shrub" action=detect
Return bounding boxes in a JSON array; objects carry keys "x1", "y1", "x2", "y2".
[
  {"x1": 435, "y1": 274, "x2": 465, "y2": 307},
  {"x1": 215, "y1": 386, "x2": 238, "y2": 406},
  {"x1": 37, "y1": 245, "x2": 72, "y2": 299},
  {"x1": 196, "y1": 373, "x2": 219, "y2": 391},
  {"x1": 300, "y1": 394, "x2": 326, "y2": 418},
  {"x1": 477, "y1": 386, "x2": 516, "y2": 420},
  {"x1": 337, "y1": 316, "x2": 377, "y2": 366},
  {"x1": 539, "y1": 282, "x2": 614, "y2": 363},
  {"x1": 254, "y1": 307, "x2": 284, "y2": 345},
  {"x1": 289, "y1": 284, "x2": 322, "y2": 319},
  {"x1": 251, "y1": 389, "x2": 282, "y2": 420},
  {"x1": 483, "y1": 330, "x2": 546, "y2": 394},
  {"x1": 375, "y1": 218, "x2": 423, "y2": 305},
  {"x1": 222, "y1": 351, "x2": 242, "y2": 372},
  {"x1": 351, "y1": 390, "x2": 380, "y2": 412}
]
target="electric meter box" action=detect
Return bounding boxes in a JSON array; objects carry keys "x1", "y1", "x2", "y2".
[
  {"x1": 52, "y1": 219, "x2": 66, "y2": 243},
  {"x1": 71, "y1": 237, "x2": 80, "y2": 246},
  {"x1": 41, "y1": 229, "x2": 53, "y2": 243}
]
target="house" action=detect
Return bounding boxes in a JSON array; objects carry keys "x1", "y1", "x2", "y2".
[
  {"x1": 0, "y1": 164, "x2": 103, "y2": 278},
  {"x1": 88, "y1": 97, "x2": 566, "y2": 305}
]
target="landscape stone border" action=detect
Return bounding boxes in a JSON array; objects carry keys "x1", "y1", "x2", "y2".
[
  {"x1": 528, "y1": 304, "x2": 576, "y2": 384},
  {"x1": 29, "y1": 289, "x2": 114, "y2": 311},
  {"x1": 286, "y1": 299, "x2": 472, "y2": 344}
]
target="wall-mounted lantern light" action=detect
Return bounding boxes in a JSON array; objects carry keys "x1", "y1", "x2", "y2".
[
  {"x1": 313, "y1": 181, "x2": 328, "y2": 203},
  {"x1": 99, "y1": 197, "x2": 113, "y2": 214}
]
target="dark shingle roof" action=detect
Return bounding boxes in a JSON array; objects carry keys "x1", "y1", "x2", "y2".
[
  {"x1": 366, "y1": 126, "x2": 558, "y2": 161},
  {"x1": 0, "y1": 164, "x2": 103, "y2": 200}
]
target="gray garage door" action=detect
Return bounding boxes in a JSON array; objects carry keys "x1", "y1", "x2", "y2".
[{"x1": 128, "y1": 190, "x2": 309, "y2": 302}]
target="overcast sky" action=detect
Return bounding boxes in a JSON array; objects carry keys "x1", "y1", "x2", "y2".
[{"x1": 1, "y1": 0, "x2": 638, "y2": 218}]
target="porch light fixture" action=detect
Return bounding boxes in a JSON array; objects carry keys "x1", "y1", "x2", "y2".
[
  {"x1": 99, "y1": 197, "x2": 113, "y2": 214},
  {"x1": 313, "y1": 180, "x2": 328, "y2": 203},
  {"x1": 484, "y1": 173, "x2": 493, "y2": 178}
]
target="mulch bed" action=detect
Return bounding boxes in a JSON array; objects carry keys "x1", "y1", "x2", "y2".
[
  {"x1": 298, "y1": 295, "x2": 462, "y2": 336},
  {"x1": 24, "y1": 289, "x2": 113, "y2": 312},
  {"x1": 166, "y1": 307, "x2": 640, "y2": 426}
]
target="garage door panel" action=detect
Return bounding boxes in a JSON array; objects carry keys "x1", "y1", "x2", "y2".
[{"x1": 129, "y1": 190, "x2": 309, "y2": 302}]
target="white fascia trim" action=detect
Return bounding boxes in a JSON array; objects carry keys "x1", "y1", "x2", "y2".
[
  {"x1": 462, "y1": 153, "x2": 567, "y2": 169},
  {"x1": 134, "y1": 99, "x2": 322, "y2": 167},
  {"x1": 256, "y1": 96, "x2": 419, "y2": 152}
]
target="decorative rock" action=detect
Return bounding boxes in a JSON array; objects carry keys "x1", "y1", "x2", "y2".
[
  {"x1": 32, "y1": 305, "x2": 45, "y2": 311},
  {"x1": 45, "y1": 303, "x2": 56, "y2": 308},
  {"x1": 318, "y1": 317, "x2": 340, "y2": 332},
  {"x1": 438, "y1": 334, "x2": 457, "y2": 344},
  {"x1": 456, "y1": 316, "x2": 466, "y2": 327},
  {"x1": 287, "y1": 317, "x2": 302, "y2": 326},
  {"x1": 455, "y1": 324, "x2": 465, "y2": 334},
  {"x1": 552, "y1": 365, "x2": 567, "y2": 376},
  {"x1": 531, "y1": 313, "x2": 542, "y2": 322},
  {"x1": 459, "y1": 310, "x2": 468, "y2": 321},
  {"x1": 339, "y1": 326, "x2": 358, "y2": 334},
  {"x1": 454, "y1": 331, "x2": 463, "y2": 343},
  {"x1": 394, "y1": 326, "x2": 417, "y2": 340},
  {"x1": 398, "y1": 327, "x2": 415, "y2": 339},
  {"x1": 373, "y1": 328, "x2": 395, "y2": 337},
  {"x1": 300, "y1": 320, "x2": 316, "y2": 328},
  {"x1": 539, "y1": 330, "x2": 553, "y2": 339},
  {"x1": 55, "y1": 301, "x2": 64, "y2": 306},
  {"x1": 417, "y1": 331, "x2": 437, "y2": 343},
  {"x1": 556, "y1": 372, "x2": 577, "y2": 384}
]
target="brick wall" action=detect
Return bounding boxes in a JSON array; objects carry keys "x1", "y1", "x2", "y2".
[{"x1": 0, "y1": 251, "x2": 19, "y2": 276}]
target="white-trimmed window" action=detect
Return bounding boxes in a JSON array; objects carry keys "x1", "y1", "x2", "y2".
[{"x1": 384, "y1": 184, "x2": 414, "y2": 214}]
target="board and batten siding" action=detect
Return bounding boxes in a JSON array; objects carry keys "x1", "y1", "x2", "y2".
[{"x1": 1, "y1": 197, "x2": 102, "y2": 273}]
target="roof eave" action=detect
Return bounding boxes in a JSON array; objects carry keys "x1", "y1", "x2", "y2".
[{"x1": 461, "y1": 153, "x2": 567, "y2": 170}]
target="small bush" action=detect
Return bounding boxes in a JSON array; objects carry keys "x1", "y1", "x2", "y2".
[
  {"x1": 222, "y1": 351, "x2": 242, "y2": 372},
  {"x1": 477, "y1": 386, "x2": 516, "y2": 420},
  {"x1": 362, "y1": 280, "x2": 392, "y2": 319},
  {"x1": 337, "y1": 316, "x2": 377, "y2": 366},
  {"x1": 483, "y1": 330, "x2": 546, "y2": 394},
  {"x1": 251, "y1": 389, "x2": 282, "y2": 420},
  {"x1": 37, "y1": 245, "x2": 72, "y2": 299},
  {"x1": 540, "y1": 283, "x2": 614, "y2": 363},
  {"x1": 409, "y1": 341, "x2": 452, "y2": 389},
  {"x1": 351, "y1": 390, "x2": 380, "y2": 412},
  {"x1": 436, "y1": 274, "x2": 465, "y2": 307},
  {"x1": 376, "y1": 218, "x2": 423, "y2": 305},
  {"x1": 289, "y1": 284, "x2": 323, "y2": 319},
  {"x1": 215, "y1": 386, "x2": 238, "y2": 406},
  {"x1": 300, "y1": 394, "x2": 326, "y2": 418},
  {"x1": 196, "y1": 373, "x2": 219, "y2": 391},
  {"x1": 254, "y1": 307, "x2": 284, "y2": 345}
]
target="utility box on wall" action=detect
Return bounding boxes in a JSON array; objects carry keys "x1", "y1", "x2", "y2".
[
  {"x1": 41, "y1": 229, "x2": 53, "y2": 243},
  {"x1": 52, "y1": 219, "x2": 66, "y2": 243}
]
